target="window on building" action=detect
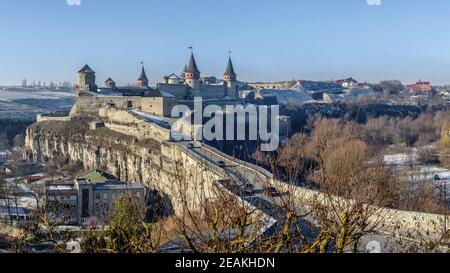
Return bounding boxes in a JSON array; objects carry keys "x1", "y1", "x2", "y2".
[{"x1": 81, "y1": 189, "x2": 90, "y2": 218}]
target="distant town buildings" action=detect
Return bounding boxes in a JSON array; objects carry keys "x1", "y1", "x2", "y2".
[
  {"x1": 243, "y1": 77, "x2": 375, "y2": 106},
  {"x1": 20, "y1": 78, "x2": 74, "y2": 91},
  {"x1": 335, "y1": 77, "x2": 358, "y2": 88},
  {"x1": 407, "y1": 80, "x2": 432, "y2": 92}
]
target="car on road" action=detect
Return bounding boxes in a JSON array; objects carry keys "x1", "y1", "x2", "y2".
[
  {"x1": 243, "y1": 183, "x2": 254, "y2": 196},
  {"x1": 29, "y1": 242, "x2": 55, "y2": 253},
  {"x1": 220, "y1": 179, "x2": 240, "y2": 192},
  {"x1": 217, "y1": 160, "x2": 226, "y2": 167},
  {"x1": 263, "y1": 186, "x2": 281, "y2": 197}
]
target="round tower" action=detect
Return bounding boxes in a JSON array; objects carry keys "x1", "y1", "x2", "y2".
[
  {"x1": 223, "y1": 56, "x2": 237, "y2": 98},
  {"x1": 184, "y1": 52, "x2": 201, "y2": 89}
]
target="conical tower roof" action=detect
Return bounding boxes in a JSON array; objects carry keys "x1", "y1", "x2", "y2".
[
  {"x1": 138, "y1": 65, "x2": 149, "y2": 81},
  {"x1": 78, "y1": 64, "x2": 95, "y2": 74},
  {"x1": 224, "y1": 56, "x2": 236, "y2": 77},
  {"x1": 186, "y1": 52, "x2": 200, "y2": 78}
]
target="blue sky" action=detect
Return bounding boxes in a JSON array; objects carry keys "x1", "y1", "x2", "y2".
[{"x1": 1, "y1": 0, "x2": 450, "y2": 86}]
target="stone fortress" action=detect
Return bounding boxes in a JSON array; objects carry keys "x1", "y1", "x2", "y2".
[{"x1": 69, "y1": 52, "x2": 242, "y2": 118}]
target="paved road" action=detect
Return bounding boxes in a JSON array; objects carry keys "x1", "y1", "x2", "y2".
[{"x1": 184, "y1": 142, "x2": 272, "y2": 198}]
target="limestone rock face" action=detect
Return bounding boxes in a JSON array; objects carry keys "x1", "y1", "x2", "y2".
[
  {"x1": 25, "y1": 118, "x2": 221, "y2": 215},
  {"x1": 26, "y1": 119, "x2": 162, "y2": 184}
]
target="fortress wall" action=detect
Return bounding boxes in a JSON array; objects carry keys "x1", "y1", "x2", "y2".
[
  {"x1": 136, "y1": 97, "x2": 166, "y2": 116},
  {"x1": 70, "y1": 95, "x2": 175, "y2": 119},
  {"x1": 99, "y1": 107, "x2": 171, "y2": 142},
  {"x1": 198, "y1": 85, "x2": 227, "y2": 99},
  {"x1": 69, "y1": 95, "x2": 139, "y2": 116},
  {"x1": 158, "y1": 84, "x2": 189, "y2": 99},
  {"x1": 136, "y1": 97, "x2": 176, "y2": 117},
  {"x1": 37, "y1": 115, "x2": 72, "y2": 123},
  {"x1": 158, "y1": 83, "x2": 237, "y2": 100}
]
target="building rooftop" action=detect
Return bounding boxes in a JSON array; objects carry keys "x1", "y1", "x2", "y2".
[
  {"x1": 0, "y1": 206, "x2": 31, "y2": 216},
  {"x1": 78, "y1": 64, "x2": 95, "y2": 74},
  {"x1": 168, "y1": 73, "x2": 180, "y2": 79},
  {"x1": 94, "y1": 87, "x2": 175, "y2": 98},
  {"x1": 47, "y1": 185, "x2": 74, "y2": 191},
  {"x1": 93, "y1": 182, "x2": 144, "y2": 191},
  {"x1": 77, "y1": 169, "x2": 118, "y2": 184}
]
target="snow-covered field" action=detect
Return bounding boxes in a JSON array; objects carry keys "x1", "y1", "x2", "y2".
[
  {"x1": 0, "y1": 88, "x2": 76, "y2": 121},
  {"x1": 0, "y1": 89, "x2": 74, "y2": 102},
  {"x1": 383, "y1": 153, "x2": 450, "y2": 199},
  {"x1": 383, "y1": 154, "x2": 415, "y2": 166},
  {"x1": 257, "y1": 88, "x2": 315, "y2": 106}
]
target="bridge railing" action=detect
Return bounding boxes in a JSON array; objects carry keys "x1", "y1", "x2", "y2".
[
  {"x1": 199, "y1": 143, "x2": 274, "y2": 180},
  {"x1": 176, "y1": 143, "x2": 229, "y2": 179}
]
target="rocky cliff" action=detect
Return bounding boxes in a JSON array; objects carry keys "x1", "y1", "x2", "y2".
[
  {"x1": 26, "y1": 117, "x2": 162, "y2": 182},
  {"x1": 25, "y1": 117, "x2": 222, "y2": 214}
]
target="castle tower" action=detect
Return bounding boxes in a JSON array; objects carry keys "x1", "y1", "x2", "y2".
[
  {"x1": 184, "y1": 52, "x2": 201, "y2": 89},
  {"x1": 136, "y1": 64, "x2": 149, "y2": 87},
  {"x1": 77, "y1": 64, "x2": 97, "y2": 94},
  {"x1": 223, "y1": 56, "x2": 237, "y2": 98},
  {"x1": 104, "y1": 78, "x2": 116, "y2": 89}
]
